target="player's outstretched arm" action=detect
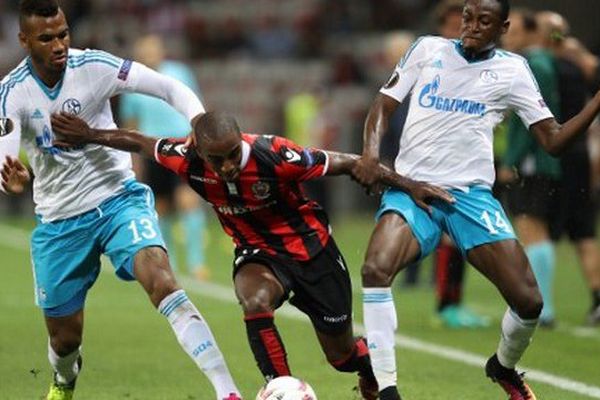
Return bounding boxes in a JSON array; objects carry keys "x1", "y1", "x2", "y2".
[
  {"x1": 0, "y1": 156, "x2": 30, "y2": 195},
  {"x1": 51, "y1": 113, "x2": 158, "y2": 158},
  {"x1": 325, "y1": 151, "x2": 454, "y2": 212},
  {"x1": 530, "y1": 90, "x2": 600, "y2": 155},
  {"x1": 352, "y1": 93, "x2": 399, "y2": 186}
]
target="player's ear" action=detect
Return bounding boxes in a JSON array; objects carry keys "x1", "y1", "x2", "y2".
[
  {"x1": 501, "y1": 20, "x2": 510, "y2": 35},
  {"x1": 18, "y1": 31, "x2": 29, "y2": 51}
]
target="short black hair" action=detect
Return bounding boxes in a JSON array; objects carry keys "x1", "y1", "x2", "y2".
[
  {"x1": 19, "y1": 0, "x2": 59, "y2": 23},
  {"x1": 194, "y1": 111, "x2": 241, "y2": 143},
  {"x1": 464, "y1": 0, "x2": 510, "y2": 22}
]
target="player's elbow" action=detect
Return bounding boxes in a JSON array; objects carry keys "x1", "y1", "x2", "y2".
[{"x1": 538, "y1": 132, "x2": 563, "y2": 157}]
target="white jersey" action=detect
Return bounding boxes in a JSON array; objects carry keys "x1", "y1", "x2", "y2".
[
  {"x1": 380, "y1": 36, "x2": 554, "y2": 190},
  {"x1": 0, "y1": 48, "x2": 204, "y2": 221}
]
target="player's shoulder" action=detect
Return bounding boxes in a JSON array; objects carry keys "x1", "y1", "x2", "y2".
[
  {"x1": 66, "y1": 48, "x2": 124, "y2": 70},
  {"x1": 247, "y1": 133, "x2": 298, "y2": 152},
  {"x1": 156, "y1": 137, "x2": 189, "y2": 157},
  {"x1": 493, "y1": 48, "x2": 528, "y2": 68},
  {"x1": 415, "y1": 35, "x2": 452, "y2": 52},
  {"x1": 0, "y1": 58, "x2": 33, "y2": 109},
  {"x1": 1, "y1": 58, "x2": 33, "y2": 86},
  {"x1": 246, "y1": 133, "x2": 297, "y2": 163}
]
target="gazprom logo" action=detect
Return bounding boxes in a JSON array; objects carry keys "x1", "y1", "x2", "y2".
[{"x1": 418, "y1": 75, "x2": 486, "y2": 116}]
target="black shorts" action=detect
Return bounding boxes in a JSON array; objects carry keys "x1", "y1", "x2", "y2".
[
  {"x1": 145, "y1": 159, "x2": 179, "y2": 200},
  {"x1": 232, "y1": 238, "x2": 353, "y2": 335},
  {"x1": 507, "y1": 175, "x2": 559, "y2": 221},
  {"x1": 550, "y1": 152, "x2": 597, "y2": 241}
]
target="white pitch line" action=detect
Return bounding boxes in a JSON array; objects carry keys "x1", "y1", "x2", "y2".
[{"x1": 2, "y1": 223, "x2": 600, "y2": 398}]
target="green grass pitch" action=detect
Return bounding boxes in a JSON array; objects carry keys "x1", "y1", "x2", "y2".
[{"x1": 1, "y1": 216, "x2": 599, "y2": 399}]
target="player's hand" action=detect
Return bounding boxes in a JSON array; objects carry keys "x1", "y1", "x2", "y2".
[
  {"x1": 51, "y1": 112, "x2": 92, "y2": 146},
  {"x1": 1, "y1": 156, "x2": 30, "y2": 195},
  {"x1": 352, "y1": 155, "x2": 382, "y2": 190},
  {"x1": 406, "y1": 181, "x2": 455, "y2": 214}
]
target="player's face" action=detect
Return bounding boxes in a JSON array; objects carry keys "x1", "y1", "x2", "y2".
[
  {"x1": 460, "y1": 0, "x2": 509, "y2": 52},
  {"x1": 198, "y1": 133, "x2": 243, "y2": 182},
  {"x1": 19, "y1": 9, "x2": 70, "y2": 76}
]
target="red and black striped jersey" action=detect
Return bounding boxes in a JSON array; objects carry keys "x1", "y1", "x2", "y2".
[{"x1": 154, "y1": 133, "x2": 331, "y2": 261}]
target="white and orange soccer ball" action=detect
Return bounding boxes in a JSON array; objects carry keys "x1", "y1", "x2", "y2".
[{"x1": 255, "y1": 376, "x2": 318, "y2": 400}]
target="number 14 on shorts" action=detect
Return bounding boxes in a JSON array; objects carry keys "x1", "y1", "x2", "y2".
[{"x1": 480, "y1": 210, "x2": 512, "y2": 235}]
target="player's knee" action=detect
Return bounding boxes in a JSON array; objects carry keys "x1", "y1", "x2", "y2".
[
  {"x1": 135, "y1": 247, "x2": 179, "y2": 305},
  {"x1": 361, "y1": 260, "x2": 393, "y2": 287},
  {"x1": 239, "y1": 293, "x2": 275, "y2": 315},
  {"x1": 50, "y1": 333, "x2": 82, "y2": 356},
  {"x1": 514, "y1": 290, "x2": 543, "y2": 320}
]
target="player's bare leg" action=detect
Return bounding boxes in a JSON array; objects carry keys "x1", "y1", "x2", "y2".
[
  {"x1": 234, "y1": 263, "x2": 290, "y2": 380},
  {"x1": 134, "y1": 247, "x2": 241, "y2": 400},
  {"x1": 315, "y1": 327, "x2": 378, "y2": 400},
  {"x1": 45, "y1": 311, "x2": 84, "y2": 400},
  {"x1": 467, "y1": 240, "x2": 542, "y2": 400},
  {"x1": 361, "y1": 212, "x2": 421, "y2": 400}
]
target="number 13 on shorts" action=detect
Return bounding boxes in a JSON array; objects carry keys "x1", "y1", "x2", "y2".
[
  {"x1": 128, "y1": 218, "x2": 158, "y2": 244},
  {"x1": 480, "y1": 210, "x2": 513, "y2": 235}
]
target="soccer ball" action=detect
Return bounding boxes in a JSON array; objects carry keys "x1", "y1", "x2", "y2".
[{"x1": 255, "y1": 376, "x2": 318, "y2": 400}]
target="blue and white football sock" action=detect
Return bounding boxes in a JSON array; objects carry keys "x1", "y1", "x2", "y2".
[
  {"x1": 159, "y1": 290, "x2": 240, "y2": 398},
  {"x1": 48, "y1": 341, "x2": 80, "y2": 385},
  {"x1": 496, "y1": 309, "x2": 538, "y2": 369},
  {"x1": 182, "y1": 209, "x2": 206, "y2": 272},
  {"x1": 160, "y1": 216, "x2": 178, "y2": 272},
  {"x1": 525, "y1": 241, "x2": 555, "y2": 321},
  {"x1": 363, "y1": 287, "x2": 398, "y2": 391}
]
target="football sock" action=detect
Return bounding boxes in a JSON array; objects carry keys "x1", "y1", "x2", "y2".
[
  {"x1": 496, "y1": 308, "x2": 538, "y2": 369},
  {"x1": 435, "y1": 243, "x2": 465, "y2": 310},
  {"x1": 330, "y1": 337, "x2": 375, "y2": 380},
  {"x1": 244, "y1": 312, "x2": 291, "y2": 379},
  {"x1": 48, "y1": 342, "x2": 80, "y2": 385},
  {"x1": 160, "y1": 216, "x2": 178, "y2": 271},
  {"x1": 182, "y1": 209, "x2": 206, "y2": 271},
  {"x1": 158, "y1": 290, "x2": 239, "y2": 398},
  {"x1": 525, "y1": 241, "x2": 555, "y2": 320},
  {"x1": 363, "y1": 287, "x2": 397, "y2": 390}
]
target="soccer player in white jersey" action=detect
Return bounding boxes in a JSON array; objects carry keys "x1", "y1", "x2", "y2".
[
  {"x1": 0, "y1": 1, "x2": 242, "y2": 399},
  {"x1": 352, "y1": 0, "x2": 600, "y2": 399}
]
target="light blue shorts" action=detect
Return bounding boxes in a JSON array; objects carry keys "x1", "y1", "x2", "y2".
[
  {"x1": 376, "y1": 186, "x2": 516, "y2": 260},
  {"x1": 31, "y1": 179, "x2": 165, "y2": 316}
]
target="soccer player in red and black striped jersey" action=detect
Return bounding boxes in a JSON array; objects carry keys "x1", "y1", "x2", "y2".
[{"x1": 51, "y1": 111, "x2": 454, "y2": 399}]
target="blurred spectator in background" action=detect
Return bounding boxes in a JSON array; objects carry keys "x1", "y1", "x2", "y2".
[
  {"x1": 331, "y1": 53, "x2": 366, "y2": 86},
  {"x1": 120, "y1": 34, "x2": 210, "y2": 281},
  {"x1": 250, "y1": 14, "x2": 297, "y2": 59},
  {"x1": 537, "y1": 11, "x2": 600, "y2": 326},
  {"x1": 284, "y1": 86, "x2": 340, "y2": 212},
  {"x1": 0, "y1": 2, "x2": 24, "y2": 75},
  {"x1": 432, "y1": 0, "x2": 463, "y2": 39},
  {"x1": 499, "y1": 8, "x2": 562, "y2": 327}
]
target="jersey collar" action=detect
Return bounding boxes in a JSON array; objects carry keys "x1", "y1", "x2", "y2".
[
  {"x1": 26, "y1": 57, "x2": 65, "y2": 100},
  {"x1": 240, "y1": 140, "x2": 251, "y2": 170},
  {"x1": 453, "y1": 40, "x2": 496, "y2": 63}
]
